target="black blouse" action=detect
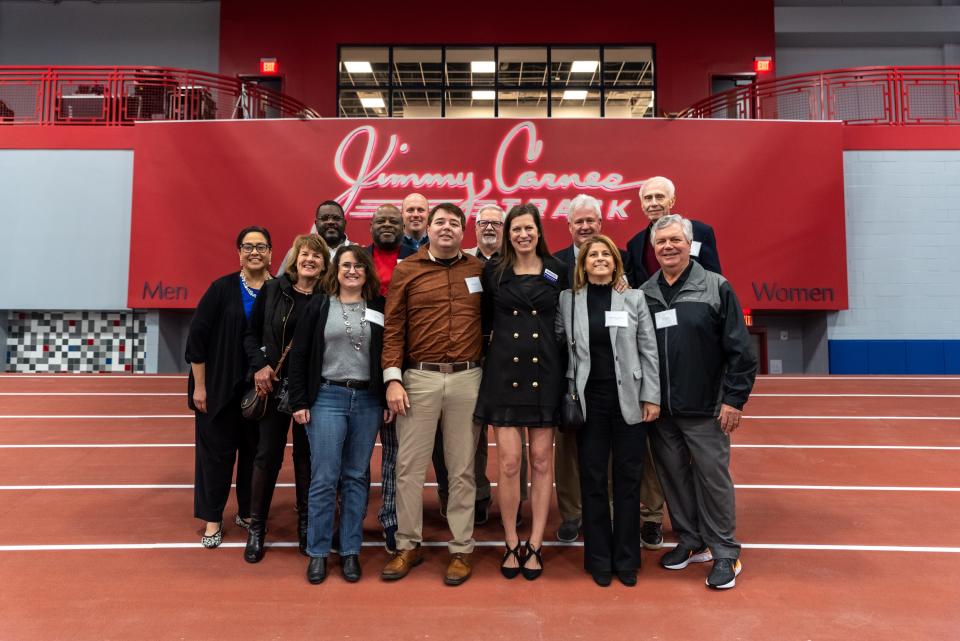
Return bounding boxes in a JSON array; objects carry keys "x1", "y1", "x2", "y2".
[{"x1": 586, "y1": 282, "x2": 616, "y2": 383}]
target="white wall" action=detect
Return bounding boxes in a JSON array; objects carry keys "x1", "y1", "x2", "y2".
[
  {"x1": 0, "y1": 150, "x2": 134, "y2": 309},
  {"x1": 828, "y1": 150, "x2": 960, "y2": 340},
  {"x1": 0, "y1": 1, "x2": 220, "y2": 71}
]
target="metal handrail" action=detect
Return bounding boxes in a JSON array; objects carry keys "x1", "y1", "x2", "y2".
[
  {"x1": 0, "y1": 65, "x2": 320, "y2": 125},
  {"x1": 679, "y1": 66, "x2": 960, "y2": 125}
]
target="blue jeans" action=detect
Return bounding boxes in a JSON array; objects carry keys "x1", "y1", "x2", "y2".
[{"x1": 305, "y1": 383, "x2": 381, "y2": 558}]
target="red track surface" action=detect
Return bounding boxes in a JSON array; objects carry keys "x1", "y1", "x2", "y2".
[{"x1": 1, "y1": 374, "x2": 958, "y2": 641}]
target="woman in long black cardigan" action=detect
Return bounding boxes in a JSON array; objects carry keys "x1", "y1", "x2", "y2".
[
  {"x1": 242, "y1": 234, "x2": 329, "y2": 562},
  {"x1": 186, "y1": 226, "x2": 271, "y2": 548}
]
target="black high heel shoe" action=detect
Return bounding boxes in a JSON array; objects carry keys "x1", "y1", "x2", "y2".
[
  {"x1": 500, "y1": 541, "x2": 523, "y2": 579},
  {"x1": 521, "y1": 541, "x2": 543, "y2": 581}
]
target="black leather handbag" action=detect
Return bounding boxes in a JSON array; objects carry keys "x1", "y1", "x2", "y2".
[
  {"x1": 557, "y1": 292, "x2": 585, "y2": 433},
  {"x1": 241, "y1": 342, "x2": 293, "y2": 420}
]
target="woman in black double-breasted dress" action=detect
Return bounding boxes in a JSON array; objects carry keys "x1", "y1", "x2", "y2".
[{"x1": 474, "y1": 203, "x2": 568, "y2": 580}]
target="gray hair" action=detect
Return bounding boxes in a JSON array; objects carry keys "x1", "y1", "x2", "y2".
[
  {"x1": 650, "y1": 214, "x2": 693, "y2": 246},
  {"x1": 568, "y1": 194, "x2": 602, "y2": 222},
  {"x1": 476, "y1": 204, "x2": 506, "y2": 222},
  {"x1": 642, "y1": 176, "x2": 676, "y2": 199}
]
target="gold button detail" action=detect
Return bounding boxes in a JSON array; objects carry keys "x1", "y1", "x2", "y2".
[
  {"x1": 513, "y1": 356, "x2": 520, "y2": 363},
  {"x1": 532, "y1": 357, "x2": 539, "y2": 364},
  {"x1": 513, "y1": 310, "x2": 519, "y2": 316},
  {"x1": 531, "y1": 310, "x2": 538, "y2": 316},
  {"x1": 532, "y1": 333, "x2": 539, "y2": 339},
  {"x1": 532, "y1": 381, "x2": 539, "y2": 388},
  {"x1": 513, "y1": 332, "x2": 520, "y2": 339},
  {"x1": 512, "y1": 382, "x2": 519, "y2": 388}
]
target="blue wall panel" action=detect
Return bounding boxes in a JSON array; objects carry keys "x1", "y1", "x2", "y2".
[{"x1": 829, "y1": 340, "x2": 960, "y2": 374}]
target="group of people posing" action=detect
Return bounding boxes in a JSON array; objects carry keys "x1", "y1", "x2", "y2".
[{"x1": 186, "y1": 176, "x2": 758, "y2": 591}]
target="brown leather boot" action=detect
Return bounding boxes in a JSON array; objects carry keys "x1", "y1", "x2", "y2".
[
  {"x1": 444, "y1": 552, "x2": 473, "y2": 586},
  {"x1": 381, "y1": 546, "x2": 424, "y2": 581}
]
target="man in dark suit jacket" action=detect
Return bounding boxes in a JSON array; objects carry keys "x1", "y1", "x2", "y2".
[
  {"x1": 554, "y1": 195, "x2": 633, "y2": 287},
  {"x1": 622, "y1": 175, "x2": 723, "y2": 551},
  {"x1": 624, "y1": 176, "x2": 722, "y2": 283}
]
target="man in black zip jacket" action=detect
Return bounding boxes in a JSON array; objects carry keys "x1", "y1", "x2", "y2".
[{"x1": 639, "y1": 214, "x2": 757, "y2": 591}]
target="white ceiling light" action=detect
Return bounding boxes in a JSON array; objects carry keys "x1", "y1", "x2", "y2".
[
  {"x1": 359, "y1": 94, "x2": 385, "y2": 109},
  {"x1": 471, "y1": 61, "x2": 495, "y2": 73},
  {"x1": 472, "y1": 90, "x2": 496, "y2": 100},
  {"x1": 570, "y1": 60, "x2": 599, "y2": 73},
  {"x1": 562, "y1": 90, "x2": 588, "y2": 100},
  {"x1": 344, "y1": 61, "x2": 373, "y2": 74}
]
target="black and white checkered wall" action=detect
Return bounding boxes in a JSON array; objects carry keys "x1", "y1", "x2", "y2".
[{"x1": 6, "y1": 311, "x2": 148, "y2": 373}]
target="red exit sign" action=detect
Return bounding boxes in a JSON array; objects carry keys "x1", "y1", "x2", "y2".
[
  {"x1": 754, "y1": 57, "x2": 773, "y2": 73},
  {"x1": 259, "y1": 58, "x2": 279, "y2": 75}
]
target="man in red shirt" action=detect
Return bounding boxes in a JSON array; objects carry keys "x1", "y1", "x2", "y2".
[{"x1": 367, "y1": 204, "x2": 415, "y2": 297}]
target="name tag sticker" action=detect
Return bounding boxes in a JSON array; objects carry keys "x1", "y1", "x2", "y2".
[
  {"x1": 465, "y1": 276, "x2": 483, "y2": 294},
  {"x1": 605, "y1": 311, "x2": 629, "y2": 328},
  {"x1": 364, "y1": 309, "x2": 385, "y2": 326},
  {"x1": 655, "y1": 309, "x2": 678, "y2": 329},
  {"x1": 690, "y1": 241, "x2": 702, "y2": 257},
  {"x1": 543, "y1": 268, "x2": 559, "y2": 283}
]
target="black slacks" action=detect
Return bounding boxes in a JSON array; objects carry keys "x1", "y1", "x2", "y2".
[
  {"x1": 577, "y1": 381, "x2": 648, "y2": 574},
  {"x1": 193, "y1": 397, "x2": 259, "y2": 522},
  {"x1": 253, "y1": 398, "x2": 311, "y2": 515}
]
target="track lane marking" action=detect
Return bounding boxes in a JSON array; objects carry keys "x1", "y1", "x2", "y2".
[
  {"x1": 4, "y1": 415, "x2": 960, "y2": 421},
  {"x1": 2, "y1": 443, "x2": 959, "y2": 450}
]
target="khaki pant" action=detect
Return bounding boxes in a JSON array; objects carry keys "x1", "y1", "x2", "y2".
[
  {"x1": 554, "y1": 428, "x2": 582, "y2": 522},
  {"x1": 640, "y1": 439, "x2": 665, "y2": 523},
  {"x1": 395, "y1": 368, "x2": 482, "y2": 554}
]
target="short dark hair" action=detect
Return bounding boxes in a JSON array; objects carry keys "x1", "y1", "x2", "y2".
[
  {"x1": 316, "y1": 200, "x2": 345, "y2": 218},
  {"x1": 428, "y1": 202, "x2": 465, "y2": 227},
  {"x1": 236, "y1": 225, "x2": 271, "y2": 249},
  {"x1": 322, "y1": 245, "x2": 381, "y2": 301}
]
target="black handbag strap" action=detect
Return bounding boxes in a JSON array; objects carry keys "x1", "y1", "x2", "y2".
[{"x1": 569, "y1": 291, "x2": 579, "y2": 399}]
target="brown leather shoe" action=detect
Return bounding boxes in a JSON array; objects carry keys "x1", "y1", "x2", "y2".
[
  {"x1": 444, "y1": 552, "x2": 473, "y2": 586},
  {"x1": 381, "y1": 546, "x2": 423, "y2": 581}
]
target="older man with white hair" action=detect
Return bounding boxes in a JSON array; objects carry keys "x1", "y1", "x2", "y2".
[{"x1": 639, "y1": 214, "x2": 756, "y2": 590}]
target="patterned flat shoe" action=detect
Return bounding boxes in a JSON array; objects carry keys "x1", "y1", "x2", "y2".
[
  {"x1": 234, "y1": 514, "x2": 251, "y2": 530},
  {"x1": 201, "y1": 522, "x2": 223, "y2": 549}
]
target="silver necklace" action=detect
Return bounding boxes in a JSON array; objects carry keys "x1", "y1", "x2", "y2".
[
  {"x1": 339, "y1": 297, "x2": 367, "y2": 351},
  {"x1": 240, "y1": 272, "x2": 263, "y2": 298}
]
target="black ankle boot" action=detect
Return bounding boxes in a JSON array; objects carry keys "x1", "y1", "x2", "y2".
[
  {"x1": 244, "y1": 518, "x2": 266, "y2": 563},
  {"x1": 297, "y1": 510, "x2": 309, "y2": 557},
  {"x1": 293, "y1": 455, "x2": 311, "y2": 557}
]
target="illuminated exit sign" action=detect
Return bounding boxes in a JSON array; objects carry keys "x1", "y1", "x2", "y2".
[
  {"x1": 259, "y1": 58, "x2": 279, "y2": 75},
  {"x1": 754, "y1": 57, "x2": 773, "y2": 73}
]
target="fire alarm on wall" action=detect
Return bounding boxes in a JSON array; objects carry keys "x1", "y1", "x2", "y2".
[{"x1": 754, "y1": 56, "x2": 773, "y2": 73}]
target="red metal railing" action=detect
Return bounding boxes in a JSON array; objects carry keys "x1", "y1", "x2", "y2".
[
  {"x1": 679, "y1": 66, "x2": 960, "y2": 125},
  {"x1": 0, "y1": 66, "x2": 319, "y2": 125}
]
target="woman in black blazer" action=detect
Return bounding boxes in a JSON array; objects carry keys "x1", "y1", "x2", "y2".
[
  {"x1": 241, "y1": 234, "x2": 329, "y2": 563},
  {"x1": 474, "y1": 203, "x2": 568, "y2": 580},
  {"x1": 288, "y1": 246, "x2": 392, "y2": 584},
  {"x1": 186, "y1": 226, "x2": 272, "y2": 548}
]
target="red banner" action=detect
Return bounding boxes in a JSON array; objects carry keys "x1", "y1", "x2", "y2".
[{"x1": 128, "y1": 118, "x2": 847, "y2": 310}]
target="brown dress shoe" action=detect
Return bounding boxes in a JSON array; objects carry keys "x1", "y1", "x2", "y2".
[
  {"x1": 444, "y1": 552, "x2": 473, "y2": 586},
  {"x1": 381, "y1": 546, "x2": 423, "y2": 581}
]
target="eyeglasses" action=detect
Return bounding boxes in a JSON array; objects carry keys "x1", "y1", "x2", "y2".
[
  {"x1": 339, "y1": 262, "x2": 367, "y2": 272},
  {"x1": 240, "y1": 243, "x2": 271, "y2": 254},
  {"x1": 477, "y1": 220, "x2": 503, "y2": 229}
]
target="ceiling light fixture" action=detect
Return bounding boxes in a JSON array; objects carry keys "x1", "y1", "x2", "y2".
[
  {"x1": 562, "y1": 90, "x2": 588, "y2": 100},
  {"x1": 570, "y1": 60, "x2": 598, "y2": 73},
  {"x1": 472, "y1": 90, "x2": 496, "y2": 100},
  {"x1": 471, "y1": 61, "x2": 495, "y2": 73},
  {"x1": 344, "y1": 61, "x2": 373, "y2": 74}
]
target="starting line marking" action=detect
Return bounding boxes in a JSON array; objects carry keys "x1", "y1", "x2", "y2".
[
  {"x1": 2, "y1": 483, "x2": 959, "y2": 492},
  {"x1": 0, "y1": 541, "x2": 958, "y2": 553}
]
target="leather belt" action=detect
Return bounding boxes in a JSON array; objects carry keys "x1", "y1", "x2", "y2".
[
  {"x1": 410, "y1": 361, "x2": 479, "y2": 374},
  {"x1": 324, "y1": 379, "x2": 370, "y2": 389}
]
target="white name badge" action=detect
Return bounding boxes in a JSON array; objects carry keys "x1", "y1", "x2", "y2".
[
  {"x1": 655, "y1": 309, "x2": 678, "y2": 329},
  {"x1": 605, "y1": 311, "x2": 629, "y2": 328},
  {"x1": 690, "y1": 240, "x2": 702, "y2": 257},
  {"x1": 543, "y1": 268, "x2": 559, "y2": 283},
  {"x1": 465, "y1": 276, "x2": 483, "y2": 294},
  {"x1": 364, "y1": 309, "x2": 385, "y2": 326}
]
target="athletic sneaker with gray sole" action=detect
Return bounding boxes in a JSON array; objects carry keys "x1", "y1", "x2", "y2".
[
  {"x1": 706, "y1": 558, "x2": 742, "y2": 589},
  {"x1": 660, "y1": 544, "x2": 713, "y2": 570}
]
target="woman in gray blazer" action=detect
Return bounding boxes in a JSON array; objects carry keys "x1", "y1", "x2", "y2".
[{"x1": 557, "y1": 234, "x2": 660, "y2": 587}]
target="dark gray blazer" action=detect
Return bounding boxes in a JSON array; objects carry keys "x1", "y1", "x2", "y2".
[{"x1": 556, "y1": 287, "x2": 660, "y2": 424}]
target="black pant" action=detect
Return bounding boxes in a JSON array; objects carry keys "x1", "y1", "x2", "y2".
[
  {"x1": 577, "y1": 380, "x2": 648, "y2": 574},
  {"x1": 194, "y1": 397, "x2": 259, "y2": 522},
  {"x1": 251, "y1": 398, "x2": 311, "y2": 522}
]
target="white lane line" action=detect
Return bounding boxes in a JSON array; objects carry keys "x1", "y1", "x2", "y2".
[
  {"x1": 2, "y1": 443, "x2": 959, "y2": 451},
  {"x1": 752, "y1": 394, "x2": 960, "y2": 398},
  {"x1": 2, "y1": 483, "x2": 958, "y2": 492},
  {"x1": 1, "y1": 541, "x2": 958, "y2": 553},
  {"x1": 0, "y1": 375, "x2": 185, "y2": 380},
  {"x1": 4, "y1": 414, "x2": 960, "y2": 421},
  {"x1": 0, "y1": 393, "x2": 181, "y2": 397},
  {"x1": 758, "y1": 376, "x2": 960, "y2": 381}
]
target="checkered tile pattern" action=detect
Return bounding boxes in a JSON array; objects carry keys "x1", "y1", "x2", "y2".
[{"x1": 6, "y1": 311, "x2": 147, "y2": 373}]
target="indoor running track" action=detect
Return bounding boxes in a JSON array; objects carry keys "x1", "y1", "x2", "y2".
[{"x1": 0, "y1": 374, "x2": 958, "y2": 641}]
